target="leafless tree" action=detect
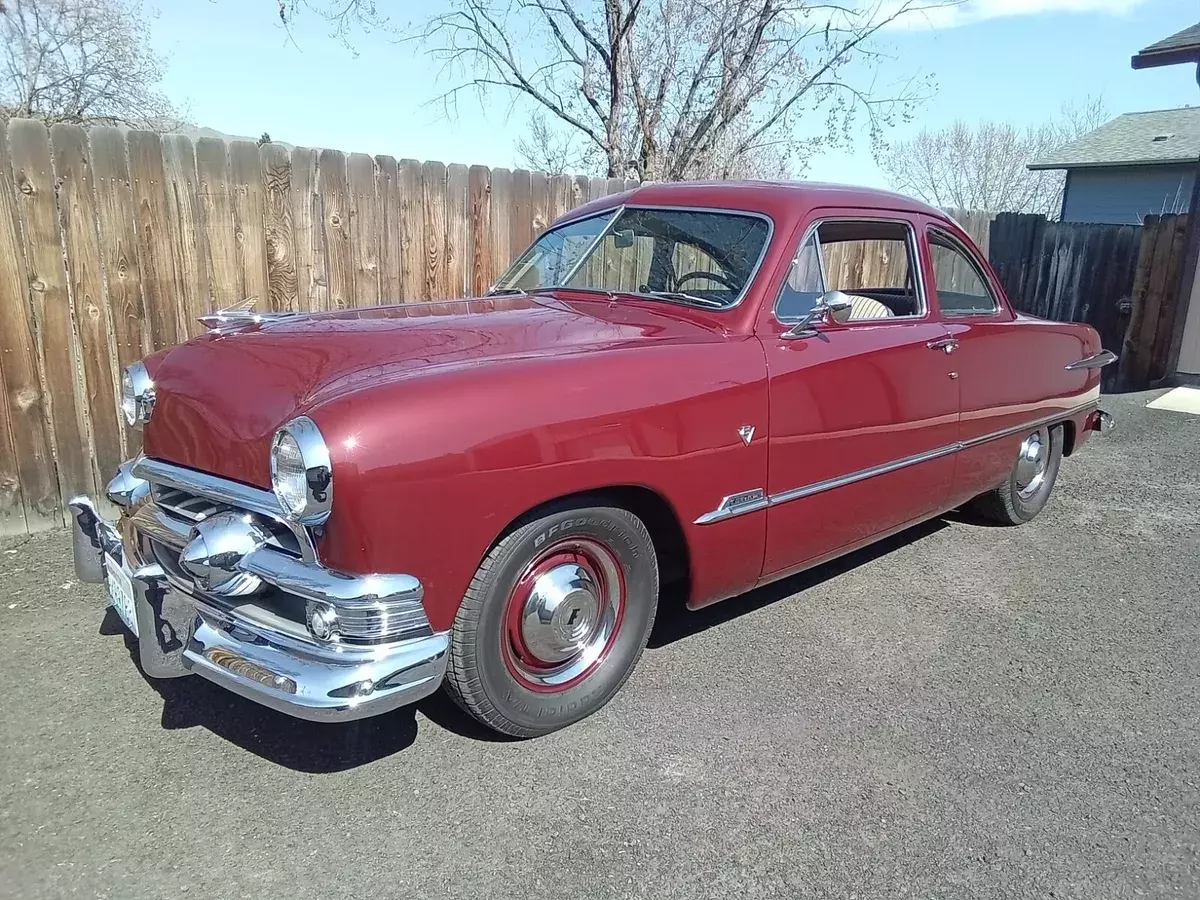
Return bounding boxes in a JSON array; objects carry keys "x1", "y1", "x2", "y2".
[
  {"x1": 0, "y1": 0, "x2": 180, "y2": 129},
  {"x1": 879, "y1": 98, "x2": 1110, "y2": 216},
  {"x1": 410, "y1": 0, "x2": 960, "y2": 181}
]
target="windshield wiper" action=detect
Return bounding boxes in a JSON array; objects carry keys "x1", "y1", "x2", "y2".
[
  {"x1": 639, "y1": 290, "x2": 728, "y2": 309},
  {"x1": 485, "y1": 286, "x2": 563, "y2": 297}
]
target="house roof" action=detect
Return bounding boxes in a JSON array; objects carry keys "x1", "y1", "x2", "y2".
[
  {"x1": 1028, "y1": 107, "x2": 1200, "y2": 171},
  {"x1": 1132, "y1": 22, "x2": 1200, "y2": 69}
]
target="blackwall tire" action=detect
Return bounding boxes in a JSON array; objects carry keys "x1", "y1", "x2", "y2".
[
  {"x1": 443, "y1": 503, "x2": 659, "y2": 738},
  {"x1": 969, "y1": 425, "x2": 1063, "y2": 525}
]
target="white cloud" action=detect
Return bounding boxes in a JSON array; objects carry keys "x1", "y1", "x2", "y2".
[{"x1": 888, "y1": 0, "x2": 1153, "y2": 30}]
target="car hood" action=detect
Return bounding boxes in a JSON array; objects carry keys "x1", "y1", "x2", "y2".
[{"x1": 142, "y1": 293, "x2": 725, "y2": 487}]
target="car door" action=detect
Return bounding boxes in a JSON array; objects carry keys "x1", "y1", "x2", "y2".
[
  {"x1": 920, "y1": 220, "x2": 1032, "y2": 504},
  {"x1": 756, "y1": 211, "x2": 960, "y2": 580}
]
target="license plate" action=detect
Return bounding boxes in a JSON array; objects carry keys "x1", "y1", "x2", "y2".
[{"x1": 104, "y1": 553, "x2": 139, "y2": 638}]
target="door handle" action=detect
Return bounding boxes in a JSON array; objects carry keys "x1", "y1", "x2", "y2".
[{"x1": 927, "y1": 337, "x2": 958, "y2": 354}]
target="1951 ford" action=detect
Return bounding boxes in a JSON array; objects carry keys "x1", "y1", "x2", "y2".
[{"x1": 70, "y1": 181, "x2": 1115, "y2": 737}]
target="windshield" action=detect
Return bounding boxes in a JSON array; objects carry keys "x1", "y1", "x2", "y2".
[{"x1": 492, "y1": 207, "x2": 772, "y2": 309}]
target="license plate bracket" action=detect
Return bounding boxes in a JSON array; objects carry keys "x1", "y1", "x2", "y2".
[{"x1": 104, "y1": 553, "x2": 139, "y2": 638}]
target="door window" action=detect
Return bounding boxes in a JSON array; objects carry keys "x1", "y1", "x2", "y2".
[
  {"x1": 775, "y1": 219, "x2": 925, "y2": 323},
  {"x1": 927, "y1": 230, "x2": 1000, "y2": 315}
]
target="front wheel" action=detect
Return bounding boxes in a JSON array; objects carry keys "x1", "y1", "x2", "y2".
[
  {"x1": 969, "y1": 424, "x2": 1063, "y2": 525},
  {"x1": 444, "y1": 503, "x2": 659, "y2": 737}
]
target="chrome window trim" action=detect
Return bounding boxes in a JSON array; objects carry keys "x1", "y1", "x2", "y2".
[
  {"x1": 489, "y1": 207, "x2": 623, "y2": 294},
  {"x1": 497, "y1": 204, "x2": 776, "y2": 312},
  {"x1": 694, "y1": 401, "x2": 1098, "y2": 524},
  {"x1": 925, "y1": 225, "x2": 1003, "y2": 317},
  {"x1": 1065, "y1": 350, "x2": 1117, "y2": 370},
  {"x1": 132, "y1": 456, "x2": 319, "y2": 562},
  {"x1": 773, "y1": 216, "x2": 929, "y2": 326}
]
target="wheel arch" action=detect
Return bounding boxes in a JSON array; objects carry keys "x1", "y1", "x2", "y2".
[{"x1": 486, "y1": 485, "x2": 692, "y2": 597}]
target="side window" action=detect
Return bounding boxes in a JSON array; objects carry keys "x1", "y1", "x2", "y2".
[
  {"x1": 927, "y1": 230, "x2": 999, "y2": 315},
  {"x1": 777, "y1": 219, "x2": 924, "y2": 323},
  {"x1": 775, "y1": 233, "x2": 825, "y2": 321}
]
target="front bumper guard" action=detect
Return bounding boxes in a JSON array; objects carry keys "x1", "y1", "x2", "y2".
[{"x1": 69, "y1": 495, "x2": 448, "y2": 722}]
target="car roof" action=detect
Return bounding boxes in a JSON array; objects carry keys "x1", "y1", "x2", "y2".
[{"x1": 564, "y1": 179, "x2": 946, "y2": 223}]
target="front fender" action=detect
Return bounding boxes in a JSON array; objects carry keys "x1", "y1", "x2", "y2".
[{"x1": 310, "y1": 339, "x2": 769, "y2": 631}]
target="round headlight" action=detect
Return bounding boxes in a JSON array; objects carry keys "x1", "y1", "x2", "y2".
[
  {"x1": 121, "y1": 361, "x2": 155, "y2": 427},
  {"x1": 270, "y1": 416, "x2": 332, "y2": 524}
]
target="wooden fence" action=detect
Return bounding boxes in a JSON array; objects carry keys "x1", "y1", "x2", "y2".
[
  {"x1": 988, "y1": 212, "x2": 1190, "y2": 392},
  {"x1": 0, "y1": 118, "x2": 636, "y2": 535},
  {"x1": 0, "y1": 116, "x2": 1190, "y2": 537}
]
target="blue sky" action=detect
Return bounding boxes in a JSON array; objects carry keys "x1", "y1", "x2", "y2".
[{"x1": 152, "y1": 0, "x2": 1198, "y2": 188}]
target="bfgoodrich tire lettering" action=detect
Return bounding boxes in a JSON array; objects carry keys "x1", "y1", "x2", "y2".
[{"x1": 444, "y1": 503, "x2": 659, "y2": 737}]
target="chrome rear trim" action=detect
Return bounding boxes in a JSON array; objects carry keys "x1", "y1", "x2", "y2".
[{"x1": 1066, "y1": 350, "x2": 1117, "y2": 370}]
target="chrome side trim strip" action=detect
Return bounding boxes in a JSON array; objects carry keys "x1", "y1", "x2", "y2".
[
  {"x1": 1065, "y1": 350, "x2": 1117, "y2": 370},
  {"x1": 695, "y1": 402, "x2": 1098, "y2": 524},
  {"x1": 694, "y1": 489, "x2": 768, "y2": 525},
  {"x1": 767, "y1": 442, "x2": 958, "y2": 507}
]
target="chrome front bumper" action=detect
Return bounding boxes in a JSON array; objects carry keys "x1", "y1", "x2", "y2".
[{"x1": 69, "y1": 465, "x2": 449, "y2": 723}]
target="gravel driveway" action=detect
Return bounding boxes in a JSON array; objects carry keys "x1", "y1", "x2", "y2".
[{"x1": 2, "y1": 390, "x2": 1198, "y2": 899}]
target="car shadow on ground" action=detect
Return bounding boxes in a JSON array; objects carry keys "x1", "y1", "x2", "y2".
[
  {"x1": 112, "y1": 514, "x2": 955, "y2": 771},
  {"x1": 648, "y1": 517, "x2": 949, "y2": 648}
]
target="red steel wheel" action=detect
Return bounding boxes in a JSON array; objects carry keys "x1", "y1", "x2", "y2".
[
  {"x1": 499, "y1": 538, "x2": 626, "y2": 694},
  {"x1": 443, "y1": 503, "x2": 659, "y2": 738}
]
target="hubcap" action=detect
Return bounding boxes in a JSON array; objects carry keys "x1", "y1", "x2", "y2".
[
  {"x1": 503, "y1": 538, "x2": 625, "y2": 692},
  {"x1": 1015, "y1": 430, "x2": 1047, "y2": 498}
]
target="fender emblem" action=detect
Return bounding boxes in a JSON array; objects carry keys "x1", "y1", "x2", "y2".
[{"x1": 738, "y1": 425, "x2": 755, "y2": 445}]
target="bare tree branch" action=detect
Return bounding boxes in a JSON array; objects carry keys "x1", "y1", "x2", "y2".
[
  {"x1": 0, "y1": 0, "x2": 180, "y2": 130},
  {"x1": 878, "y1": 97, "x2": 1110, "y2": 215}
]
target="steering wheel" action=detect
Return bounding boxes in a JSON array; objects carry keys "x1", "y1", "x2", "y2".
[{"x1": 674, "y1": 270, "x2": 740, "y2": 292}]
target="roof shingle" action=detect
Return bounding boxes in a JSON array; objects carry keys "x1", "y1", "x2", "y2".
[
  {"x1": 1132, "y1": 22, "x2": 1200, "y2": 68},
  {"x1": 1028, "y1": 107, "x2": 1200, "y2": 171}
]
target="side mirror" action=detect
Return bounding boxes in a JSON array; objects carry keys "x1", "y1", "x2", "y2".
[
  {"x1": 612, "y1": 229, "x2": 635, "y2": 249},
  {"x1": 782, "y1": 290, "x2": 854, "y2": 340}
]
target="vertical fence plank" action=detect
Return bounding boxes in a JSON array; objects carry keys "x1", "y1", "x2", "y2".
[
  {"x1": 398, "y1": 159, "x2": 425, "y2": 302},
  {"x1": 318, "y1": 149, "x2": 353, "y2": 309},
  {"x1": 489, "y1": 167, "x2": 512, "y2": 281},
  {"x1": 229, "y1": 140, "x2": 269, "y2": 309},
  {"x1": 161, "y1": 135, "x2": 208, "y2": 339},
  {"x1": 260, "y1": 142, "x2": 298, "y2": 312},
  {"x1": 422, "y1": 160, "x2": 447, "y2": 301},
  {"x1": 196, "y1": 138, "x2": 240, "y2": 310},
  {"x1": 128, "y1": 131, "x2": 180, "y2": 351},
  {"x1": 0, "y1": 120, "x2": 58, "y2": 532},
  {"x1": 90, "y1": 126, "x2": 149, "y2": 459},
  {"x1": 51, "y1": 124, "x2": 120, "y2": 493},
  {"x1": 468, "y1": 165, "x2": 492, "y2": 297},
  {"x1": 1149, "y1": 215, "x2": 1190, "y2": 383},
  {"x1": 530, "y1": 171, "x2": 550, "y2": 238},
  {"x1": 511, "y1": 169, "x2": 533, "y2": 259},
  {"x1": 10, "y1": 119, "x2": 94, "y2": 515},
  {"x1": 290, "y1": 148, "x2": 327, "y2": 312},
  {"x1": 347, "y1": 152, "x2": 380, "y2": 307},
  {"x1": 376, "y1": 155, "x2": 401, "y2": 303},
  {"x1": 446, "y1": 163, "x2": 469, "y2": 298}
]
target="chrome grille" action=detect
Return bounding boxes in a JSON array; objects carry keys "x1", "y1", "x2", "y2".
[{"x1": 151, "y1": 484, "x2": 302, "y2": 557}]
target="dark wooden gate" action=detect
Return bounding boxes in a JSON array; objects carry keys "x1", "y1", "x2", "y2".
[{"x1": 988, "y1": 213, "x2": 1189, "y2": 392}]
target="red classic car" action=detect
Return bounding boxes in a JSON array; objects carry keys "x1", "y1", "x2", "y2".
[{"x1": 70, "y1": 181, "x2": 1115, "y2": 737}]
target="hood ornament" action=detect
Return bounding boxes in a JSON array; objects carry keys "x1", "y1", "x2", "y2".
[
  {"x1": 738, "y1": 425, "x2": 755, "y2": 445},
  {"x1": 198, "y1": 297, "x2": 301, "y2": 333}
]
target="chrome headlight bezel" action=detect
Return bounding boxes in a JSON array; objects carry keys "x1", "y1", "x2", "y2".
[
  {"x1": 270, "y1": 416, "x2": 333, "y2": 525},
  {"x1": 121, "y1": 361, "x2": 155, "y2": 428}
]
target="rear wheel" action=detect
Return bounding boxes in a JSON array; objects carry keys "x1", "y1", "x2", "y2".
[
  {"x1": 970, "y1": 425, "x2": 1063, "y2": 525},
  {"x1": 444, "y1": 503, "x2": 659, "y2": 737}
]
